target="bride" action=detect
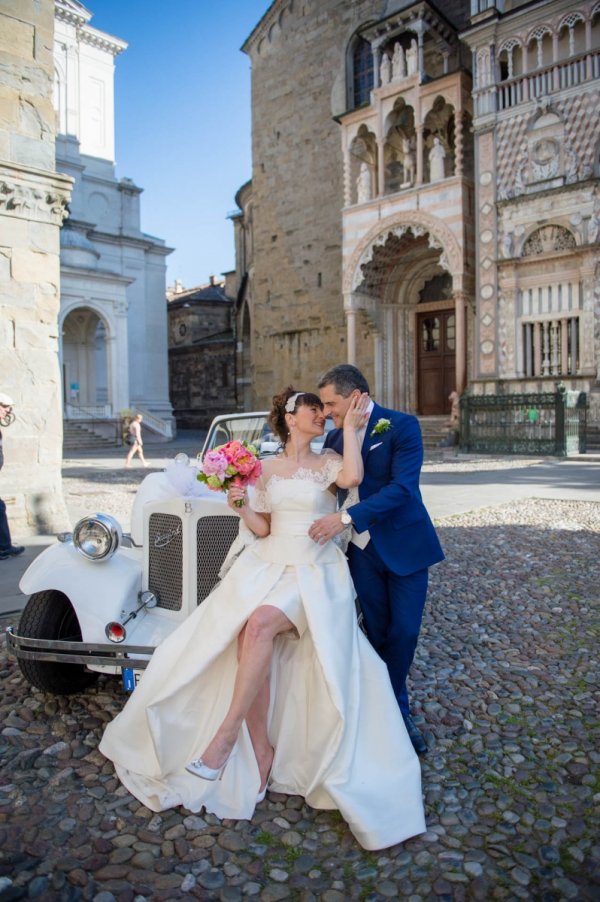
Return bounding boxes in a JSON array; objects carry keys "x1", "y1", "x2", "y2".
[{"x1": 99, "y1": 387, "x2": 426, "y2": 850}]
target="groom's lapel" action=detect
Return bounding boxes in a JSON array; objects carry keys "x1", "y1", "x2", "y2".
[{"x1": 362, "y1": 404, "x2": 382, "y2": 463}]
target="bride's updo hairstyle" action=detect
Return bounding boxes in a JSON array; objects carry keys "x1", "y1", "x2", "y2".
[{"x1": 269, "y1": 386, "x2": 323, "y2": 445}]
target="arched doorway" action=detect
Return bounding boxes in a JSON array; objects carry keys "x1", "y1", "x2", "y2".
[
  {"x1": 417, "y1": 273, "x2": 456, "y2": 415},
  {"x1": 344, "y1": 214, "x2": 466, "y2": 413},
  {"x1": 62, "y1": 307, "x2": 110, "y2": 415}
]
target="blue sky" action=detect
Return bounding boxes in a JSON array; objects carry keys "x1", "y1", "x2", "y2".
[{"x1": 89, "y1": 0, "x2": 270, "y2": 290}]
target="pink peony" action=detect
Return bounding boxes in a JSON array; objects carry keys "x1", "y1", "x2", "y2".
[{"x1": 200, "y1": 449, "x2": 229, "y2": 479}]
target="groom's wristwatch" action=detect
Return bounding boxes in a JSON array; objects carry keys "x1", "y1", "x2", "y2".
[{"x1": 340, "y1": 511, "x2": 352, "y2": 528}]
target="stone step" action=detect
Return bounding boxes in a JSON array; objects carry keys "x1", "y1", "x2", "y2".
[{"x1": 63, "y1": 422, "x2": 120, "y2": 450}]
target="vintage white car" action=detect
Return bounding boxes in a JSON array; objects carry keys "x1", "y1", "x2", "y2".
[{"x1": 7, "y1": 412, "x2": 331, "y2": 695}]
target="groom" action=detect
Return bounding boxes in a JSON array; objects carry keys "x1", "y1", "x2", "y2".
[{"x1": 309, "y1": 364, "x2": 444, "y2": 754}]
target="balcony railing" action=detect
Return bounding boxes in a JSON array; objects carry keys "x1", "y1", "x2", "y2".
[
  {"x1": 64, "y1": 404, "x2": 112, "y2": 420},
  {"x1": 475, "y1": 49, "x2": 600, "y2": 115},
  {"x1": 521, "y1": 317, "x2": 579, "y2": 379}
]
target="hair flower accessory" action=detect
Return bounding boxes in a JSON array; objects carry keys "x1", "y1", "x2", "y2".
[
  {"x1": 370, "y1": 418, "x2": 392, "y2": 437},
  {"x1": 285, "y1": 392, "x2": 305, "y2": 413},
  {"x1": 197, "y1": 440, "x2": 262, "y2": 507}
]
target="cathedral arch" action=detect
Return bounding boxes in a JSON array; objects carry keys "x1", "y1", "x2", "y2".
[
  {"x1": 521, "y1": 224, "x2": 578, "y2": 257},
  {"x1": 423, "y1": 96, "x2": 455, "y2": 182},
  {"x1": 344, "y1": 210, "x2": 462, "y2": 295},
  {"x1": 60, "y1": 304, "x2": 113, "y2": 413},
  {"x1": 383, "y1": 98, "x2": 416, "y2": 194},
  {"x1": 349, "y1": 124, "x2": 377, "y2": 204},
  {"x1": 498, "y1": 38, "x2": 523, "y2": 81},
  {"x1": 557, "y1": 13, "x2": 586, "y2": 58},
  {"x1": 526, "y1": 25, "x2": 554, "y2": 69}
]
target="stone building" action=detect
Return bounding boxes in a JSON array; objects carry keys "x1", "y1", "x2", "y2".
[
  {"x1": 0, "y1": 0, "x2": 72, "y2": 535},
  {"x1": 238, "y1": 0, "x2": 600, "y2": 432},
  {"x1": 54, "y1": 0, "x2": 174, "y2": 443},
  {"x1": 167, "y1": 278, "x2": 236, "y2": 429},
  {"x1": 229, "y1": 180, "x2": 254, "y2": 411}
]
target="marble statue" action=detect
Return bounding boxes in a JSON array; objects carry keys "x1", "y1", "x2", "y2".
[
  {"x1": 429, "y1": 136, "x2": 446, "y2": 181},
  {"x1": 391, "y1": 42, "x2": 406, "y2": 81},
  {"x1": 406, "y1": 39, "x2": 418, "y2": 76},
  {"x1": 380, "y1": 53, "x2": 391, "y2": 86},
  {"x1": 401, "y1": 137, "x2": 415, "y2": 186},
  {"x1": 357, "y1": 162, "x2": 372, "y2": 203}
]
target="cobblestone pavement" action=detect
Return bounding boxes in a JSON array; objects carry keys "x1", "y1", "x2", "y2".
[{"x1": 1, "y1": 465, "x2": 599, "y2": 901}]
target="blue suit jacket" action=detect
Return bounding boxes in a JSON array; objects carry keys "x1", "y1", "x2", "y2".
[{"x1": 324, "y1": 402, "x2": 444, "y2": 576}]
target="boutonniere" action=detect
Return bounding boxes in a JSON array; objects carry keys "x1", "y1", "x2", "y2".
[{"x1": 370, "y1": 418, "x2": 392, "y2": 437}]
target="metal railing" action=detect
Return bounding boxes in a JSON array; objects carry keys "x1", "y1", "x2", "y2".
[
  {"x1": 64, "y1": 403, "x2": 112, "y2": 419},
  {"x1": 460, "y1": 385, "x2": 587, "y2": 456}
]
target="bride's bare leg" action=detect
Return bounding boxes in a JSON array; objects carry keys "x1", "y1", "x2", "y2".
[
  {"x1": 199, "y1": 606, "x2": 291, "y2": 771},
  {"x1": 237, "y1": 627, "x2": 274, "y2": 790}
]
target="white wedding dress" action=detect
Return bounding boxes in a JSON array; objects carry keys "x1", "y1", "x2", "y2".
[{"x1": 99, "y1": 455, "x2": 426, "y2": 850}]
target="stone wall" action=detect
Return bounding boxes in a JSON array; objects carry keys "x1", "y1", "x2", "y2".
[
  {"x1": 244, "y1": 0, "x2": 380, "y2": 406},
  {"x1": 0, "y1": 0, "x2": 72, "y2": 535}
]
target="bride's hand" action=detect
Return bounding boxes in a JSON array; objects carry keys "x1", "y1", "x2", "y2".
[
  {"x1": 344, "y1": 392, "x2": 370, "y2": 432},
  {"x1": 227, "y1": 484, "x2": 248, "y2": 510}
]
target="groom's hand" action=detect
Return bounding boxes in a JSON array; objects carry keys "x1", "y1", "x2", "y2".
[{"x1": 308, "y1": 513, "x2": 346, "y2": 544}]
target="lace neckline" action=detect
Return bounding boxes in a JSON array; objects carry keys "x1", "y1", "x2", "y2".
[{"x1": 263, "y1": 454, "x2": 341, "y2": 490}]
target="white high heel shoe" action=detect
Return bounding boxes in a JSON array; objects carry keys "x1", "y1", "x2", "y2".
[
  {"x1": 256, "y1": 754, "x2": 274, "y2": 803},
  {"x1": 185, "y1": 756, "x2": 227, "y2": 781}
]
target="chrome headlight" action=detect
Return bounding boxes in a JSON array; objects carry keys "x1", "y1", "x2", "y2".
[{"x1": 73, "y1": 513, "x2": 122, "y2": 562}]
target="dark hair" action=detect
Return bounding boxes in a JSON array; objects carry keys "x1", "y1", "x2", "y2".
[
  {"x1": 317, "y1": 364, "x2": 369, "y2": 396},
  {"x1": 269, "y1": 386, "x2": 323, "y2": 445}
]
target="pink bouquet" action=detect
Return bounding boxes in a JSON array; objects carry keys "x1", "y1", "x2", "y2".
[{"x1": 197, "y1": 440, "x2": 262, "y2": 507}]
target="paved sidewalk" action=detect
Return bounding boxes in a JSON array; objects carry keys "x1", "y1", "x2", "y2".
[
  {"x1": 1, "y1": 440, "x2": 599, "y2": 616},
  {"x1": 1, "y1": 442, "x2": 599, "y2": 900}
]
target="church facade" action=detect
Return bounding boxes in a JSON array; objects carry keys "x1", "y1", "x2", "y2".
[
  {"x1": 54, "y1": 0, "x2": 174, "y2": 440},
  {"x1": 238, "y1": 0, "x2": 600, "y2": 433}
]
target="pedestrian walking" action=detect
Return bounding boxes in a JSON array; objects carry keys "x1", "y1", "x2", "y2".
[{"x1": 124, "y1": 414, "x2": 148, "y2": 467}]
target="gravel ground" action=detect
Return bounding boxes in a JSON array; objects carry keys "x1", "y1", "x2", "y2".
[{"x1": 0, "y1": 467, "x2": 599, "y2": 901}]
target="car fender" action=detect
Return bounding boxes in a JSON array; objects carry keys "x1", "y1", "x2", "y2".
[{"x1": 19, "y1": 542, "x2": 143, "y2": 640}]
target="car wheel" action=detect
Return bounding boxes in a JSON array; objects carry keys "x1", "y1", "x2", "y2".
[{"x1": 17, "y1": 590, "x2": 99, "y2": 695}]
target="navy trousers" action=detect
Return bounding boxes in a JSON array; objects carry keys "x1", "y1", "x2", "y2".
[
  {"x1": 0, "y1": 498, "x2": 12, "y2": 551},
  {"x1": 348, "y1": 539, "x2": 428, "y2": 718}
]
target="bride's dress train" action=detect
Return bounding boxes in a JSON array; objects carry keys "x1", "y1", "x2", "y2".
[{"x1": 99, "y1": 463, "x2": 426, "y2": 850}]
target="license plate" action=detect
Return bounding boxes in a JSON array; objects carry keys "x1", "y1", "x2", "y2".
[{"x1": 122, "y1": 668, "x2": 142, "y2": 692}]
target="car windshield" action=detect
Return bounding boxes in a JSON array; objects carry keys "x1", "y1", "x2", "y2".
[{"x1": 201, "y1": 413, "x2": 334, "y2": 459}]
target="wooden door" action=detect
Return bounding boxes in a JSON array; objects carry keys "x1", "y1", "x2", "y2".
[{"x1": 417, "y1": 310, "x2": 456, "y2": 415}]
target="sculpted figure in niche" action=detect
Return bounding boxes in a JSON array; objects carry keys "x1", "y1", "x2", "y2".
[
  {"x1": 356, "y1": 162, "x2": 372, "y2": 203},
  {"x1": 392, "y1": 43, "x2": 406, "y2": 81},
  {"x1": 406, "y1": 39, "x2": 418, "y2": 76},
  {"x1": 428, "y1": 136, "x2": 446, "y2": 181},
  {"x1": 401, "y1": 137, "x2": 415, "y2": 186},
  {"x1": 380, "y1": 53, "x2": 391, "y2": 86},
  {"x1": 502, "y1": 231, "x2": 514, "y2": 259}
]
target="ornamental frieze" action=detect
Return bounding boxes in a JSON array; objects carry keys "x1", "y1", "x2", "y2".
[{"x1": 0, "y1": 164, "x2": 72, "y2": 225}]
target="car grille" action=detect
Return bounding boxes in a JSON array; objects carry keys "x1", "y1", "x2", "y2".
[
  {"x1": 148, "y1": 512, "x2": 240, "y2": 611},
  {"x1": 197, "y1": 516, "x2": 241, "y2": 603},
  {"x1": 148, "y1": 513, "x2": 183, "y2": 610}
]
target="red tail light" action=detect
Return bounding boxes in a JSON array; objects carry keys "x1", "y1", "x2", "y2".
[{"x1": 105, "y1": 622, "x2": 126, "y2": 643}]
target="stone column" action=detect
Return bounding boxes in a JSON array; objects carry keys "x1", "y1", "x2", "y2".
[
  {"x1": 454, "y1": 290, "x2": 467, "y2": 396},
  {"x1": 344, "y1": 294, "x2": 357, "y2": 365},
  {"x1": 415, "y1": 124, "x2": 424, "y2": 185},
  {"x1": 0, "y1": 0, "x2": 73, "y2": 535}
]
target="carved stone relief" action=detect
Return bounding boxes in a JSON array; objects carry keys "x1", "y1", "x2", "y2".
[
  {"x1": 0, "y1": 172, "x2": 70, "y2": 224},
  {"x1": 521, "y1": 225, "x2": 576, "y2": 257}
]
